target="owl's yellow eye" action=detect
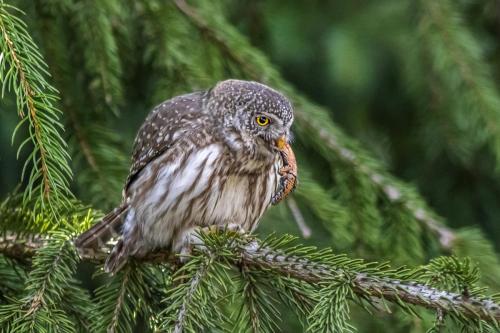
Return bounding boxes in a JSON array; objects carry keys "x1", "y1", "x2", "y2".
[{"x1": 255, "y1": 116, "x2": 270, "y2": 126}]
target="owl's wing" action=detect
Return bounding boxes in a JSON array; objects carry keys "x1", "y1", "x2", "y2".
[
  {"x1": 124, "y1": 91, "x2": 207, "y2": 191},
  {"x1": 76, "y1": 91, "x2": 207, "y2": 253}
]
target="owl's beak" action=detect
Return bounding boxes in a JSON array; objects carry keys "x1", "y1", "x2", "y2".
[{"x1": 275, "y1": 135, "x2": 287, "y2": 150}]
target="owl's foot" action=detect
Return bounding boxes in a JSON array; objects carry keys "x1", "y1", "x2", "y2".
[
  {"x1": 177, "y1": 224, "x2": 246, "y2": 261},
  {"x1": 271, "y1": 174, "x2": 296, "y2": 205},
  {"x1": 193, "y1": 223, "x2": 245, "y2": 237},
  {"x1": 278, "y1": 165, "x2": 293, "y2": 175},
  {"x1": 219, "y1": 223, "x2": 245, "y2": 236},
  {"x1": 272, "y1": 143, "x2": 298, "y2": 205}
]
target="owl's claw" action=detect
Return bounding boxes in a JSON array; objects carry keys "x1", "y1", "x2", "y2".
[
  {"x1": 224, "y1": 223, "x2": 246, "y2": 235},
  {"x1": 272, "y1": 143, "x2": 297, "y2": 205},
  {"x1": 202, "y1": 223, "x2": 245, "y2": 235},
  {"x1": 271, "y1": 172, "x2": 297, "y2": 205},
  {"x1": 178, "y1": 223, "x2": 246, "y2": 264},
  {"x1": 178, "y1": 224, "x2": 246, "y2": 261},
  {"x1": 278, "y1": 165, "x2": 293, "y2": 175}
]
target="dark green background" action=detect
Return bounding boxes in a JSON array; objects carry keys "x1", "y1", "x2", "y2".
[{"x1": 1, "y1": 1, "x2": 499, "y2": 331}]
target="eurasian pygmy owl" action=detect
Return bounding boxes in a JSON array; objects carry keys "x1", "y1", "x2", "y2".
[{"x1": 75, "y1": 79, "x2": 295, "y2": 273}]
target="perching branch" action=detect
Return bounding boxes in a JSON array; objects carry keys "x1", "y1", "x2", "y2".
[
  {"x1": 1, "y1": 233, "x2": 499, "y2": 324},
  {"x1": 240, "y1": 244, "x2": 500, "y2": 324},
  {"x1": 0, "y1": 233, "x2": 44, "y2": 263}
]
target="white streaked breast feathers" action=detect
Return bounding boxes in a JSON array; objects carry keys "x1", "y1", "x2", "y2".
[{"x1": 124, "y1": 143, "x2": 278, "y2": 251}]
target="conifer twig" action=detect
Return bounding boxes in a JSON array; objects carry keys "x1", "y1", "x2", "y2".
[
  {"x1": 173, "y1": 0, "x2": 259, "y2": 77},
  {"x1": 287, "y1": 198, "x2": 312, "y2": 239},
  {"x1": 0, "y1": 3, "x2": 73, "y2": 212},
  {"x1": 0, "y1": 233, "x2": 43, "y2": 263},
  {"x1": 240, "y1": 244, "x2": 500, "y2": 322},
  {"x1": 108, "y1": 265, "x2": 130, "y2": 333},
  {"x1": 1, "y1": 234, "x2": 498, "y2": 324},
  {"x1": 173, "y1": 260, "x2": 210, "y2": 333},
  {"x1": 0, "y1": 7, "x2": 50, "y2": 196},
  {"x1": 66, "y1": 108, "x2": 99, "y2": 172}
]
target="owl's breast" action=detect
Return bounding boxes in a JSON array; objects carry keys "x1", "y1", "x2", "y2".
[
  {"x1": 127, "y1": 142, "x2": 280, "y2": 249},
  {"x1": 202, "y1": 159, "x2": 279, "y2": 231}
]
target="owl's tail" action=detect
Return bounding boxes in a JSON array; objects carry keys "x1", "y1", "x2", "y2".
[
  {"x1": 74, "y1": 203, "x2": 129, "y2": 251},
  {"x1": 104, "y1": 239, "x2": 128, "y2": 274},
  {"x1": 105, "y1": 222, "x2": 143, "y2": 274}
]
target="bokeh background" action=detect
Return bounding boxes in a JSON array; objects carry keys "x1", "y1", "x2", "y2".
[{"x1": 1, "y1": 0, "x2": 500, "y2": 331}]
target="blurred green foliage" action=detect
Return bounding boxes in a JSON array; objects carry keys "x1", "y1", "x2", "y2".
[
  {"x1": 0, "y1": 0, "x2": 500, "y2": 331},
  {"x1": 230, "y1": 0, "x2": 500, "y2": 248}
]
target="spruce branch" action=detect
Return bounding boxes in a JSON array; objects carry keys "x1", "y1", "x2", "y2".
[
  {"x1": 66, "y1": 108, "x2": 99, "y2": 172},
  {"x1": 173, "y1": 0, "x2": 457, "y2": 252},
  {"x1": 0, "y1": 233, "x2": 42, "y2": 264},
  {"x1": 91, "y1": 264, "x2": 158, "y2": 333},
  {"x1": 108, "y1": 266, "x2": 132, "y2": 333},
  {"x1": 416, "y1": 0, "x2": 500, "y2": 164},
  {"x1": 240, "y1": 269, "x2": 264, "y2": 332},
  {"x1": 0, "y1": 255, "x2": 26, "y2": 303},
  {"x1": 172, "y1": 259, "x2": 210, "y2": 333},
  {"x1": 62, "y1": 282, "x2": 96, "y2": 333},
  {"x1": 0, "y1": 2, "x2": 73, "y2": 214},
  {"x1": 0, "y1": 231, "x2": 80, "y2": 332},
  {"x1": 307, "y1": 279, "x2": 356, "y2": 333},
  {"x1": 69, "y1": 123, "x2": 129, "y2": 208},
  {"x1": 1, "y1": 233, "x2": 499, "y2": 326},
  {"x1": 71, "y1": 0, "x2": 123, "y2": 112},
  {"x1": 32, "y1": 3, "x2": 129, "y2": 209},
  {"x1": 142, "y1": 1, "x2": 220, "y2": 104},
  {"x1": 159, "y1": 251, "x2": 230, "y2": 332},
  {"x1": 293, "y1": 169, "x2": 352, "y2": 248},
  {"x1": 236, "y1": 266, "x2": 282, "y2": 332}
]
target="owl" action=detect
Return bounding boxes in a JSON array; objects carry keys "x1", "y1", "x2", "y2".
[{"x1": 75, "y1": 79, "x2": 295, "y2": 273}]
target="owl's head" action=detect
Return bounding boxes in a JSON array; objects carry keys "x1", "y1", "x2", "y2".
[{"x1": 207, "y1": 79, "x2": 294, "y2": 153}]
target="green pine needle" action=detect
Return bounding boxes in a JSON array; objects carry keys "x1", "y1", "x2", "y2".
[{"x1": 0, "y1": 1, "x2": 73, "y2": 217}]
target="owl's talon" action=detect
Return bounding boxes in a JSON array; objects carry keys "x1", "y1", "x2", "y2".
[
  {"x1": 225, "y1": 223, "x2": 245, "y2": 235},
  {"x1": 278, "y1": 165, "x2": 292, "y2": 175},
  {"x1": 271, "y1": 193, "x2": 282, "y2": 205},
  {"x1": 200, "y1": 224, "x2": 244, "y2": 235},
  {"x1": 271, "y1": 175, "x2": 296, "y2": 205}
]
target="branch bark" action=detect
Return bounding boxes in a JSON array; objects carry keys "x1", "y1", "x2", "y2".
[{"x1": 1, "y1": 234, "x2": 499, "y2": 324}]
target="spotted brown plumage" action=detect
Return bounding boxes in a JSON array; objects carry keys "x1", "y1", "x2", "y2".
[
  {"x1": 125, "y1": 91, "x2": 207, "y2": 190},
  {"x1": 75, "y1": 79, "x2": 296, "y2": 273}
]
